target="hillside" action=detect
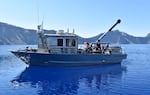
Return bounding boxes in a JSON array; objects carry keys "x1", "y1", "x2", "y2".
[
  {"x1": 0, "y1": 22, "x2": 150, "y2": 44},
  {"x1": 0, "y1": 22, "x2": 55, "y2": 44}
]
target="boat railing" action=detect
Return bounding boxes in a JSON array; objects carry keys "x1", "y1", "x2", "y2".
[
  {"x1": 49, "y1": 47, "x2": 77, "y2": 54},
  {"x1": 108, "y1": 46, "x2": 123, "y2": 54},
  {"x1": 15, "y1": 47, "x2": 37, "y2": 53},
  {"x1": 82, "y1": 42, "x2": 125, "y2": 54}
]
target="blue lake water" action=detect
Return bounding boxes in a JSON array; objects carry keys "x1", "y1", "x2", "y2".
[{"x1": 0, "y1": 44, "x2": 150, "y2": 95}]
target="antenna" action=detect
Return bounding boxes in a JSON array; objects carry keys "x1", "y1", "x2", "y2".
[
  {"x1": 37, "y1": 0, "x2": 40, "y2": 25},
  {"x1": 42, "y1": 16, "x2": 44, "y2": 25},
  {"x1": 67, "y1": 28, "x2": 69, "y2": 33},
  {"x1": 73, "y1": 28, "x2": 75, "y2": 34},
  {"x1": 36, "y1": 0, "x2": 45, "y2": 33}
]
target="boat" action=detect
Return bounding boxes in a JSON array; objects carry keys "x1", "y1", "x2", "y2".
[{"x1": 11, "y1": 19, "x2": 127, "y2": 66}]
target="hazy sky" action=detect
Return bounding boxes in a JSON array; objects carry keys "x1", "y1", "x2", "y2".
[{"x1": 0, "y1": 0, "x2": 150, "y2": 37}]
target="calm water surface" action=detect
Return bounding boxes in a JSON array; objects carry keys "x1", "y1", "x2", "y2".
[{"x1": 0, "y1": 45, "x2": 150, "y2": 95}]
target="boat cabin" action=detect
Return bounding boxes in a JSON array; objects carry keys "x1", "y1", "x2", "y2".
[{"x1": 44, "y1": 30, "x2": 78, "y2": 54}]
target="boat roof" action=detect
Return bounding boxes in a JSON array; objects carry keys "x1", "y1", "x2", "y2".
[{"x1": 44, "y1": 33, "x2": 77, "y2": 37}]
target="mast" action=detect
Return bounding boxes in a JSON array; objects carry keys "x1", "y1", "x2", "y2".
[
  {"x1": 36, "y1": 1, "x2": 48, "y2": 52},
  {"x1": 97, "y1": 19, "x2": 121, "y2": 43},
  {"x1": 37, "y1": 22, "x2": 48, "y2": 52}
]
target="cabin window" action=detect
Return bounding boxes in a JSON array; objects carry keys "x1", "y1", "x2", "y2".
[
  {"x1": 57, "y1": 39, "x2": 63, "y2": 46},
  {"x1": 66, "y1": 39, "x2": 69, "y2": 46},
  {"x1": 72, "y1": 39, "x2": 76, "y2": 46},
  {"x1": 66, "y1": 39, "x2": 76, "y2": 47}
]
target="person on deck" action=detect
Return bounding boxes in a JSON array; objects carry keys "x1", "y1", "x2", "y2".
[{"x1": 84, "y1": 42, "x2": 92, "y2": 53}]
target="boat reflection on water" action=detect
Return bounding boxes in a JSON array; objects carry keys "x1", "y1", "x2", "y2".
[{"x1": 11, "y1": 64, "x2": 126, "y2": 95}]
